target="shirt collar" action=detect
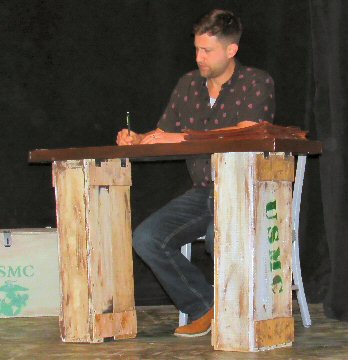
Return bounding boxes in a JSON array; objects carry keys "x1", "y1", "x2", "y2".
[
  {"x1": 198, "y1": 58, "x2": 242, "y2": 89},
  {"x1": 223, "y1": 59, "x2": 241, "y2": 89}
]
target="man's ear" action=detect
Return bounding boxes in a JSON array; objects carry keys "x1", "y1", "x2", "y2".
[{"x1": 227, "y1": 43, "x2": 239, "y2": 59}]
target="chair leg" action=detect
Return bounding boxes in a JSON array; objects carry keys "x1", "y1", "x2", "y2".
[
  {"x1": 179, "y1": 310, "x2": 189, "y2": 327},
  {"x1": 179, "y1": 243, "x2": 192, "y2": 326},
  {"x1": 292, "y1": 155, "x2": 311, "y2": 327}
]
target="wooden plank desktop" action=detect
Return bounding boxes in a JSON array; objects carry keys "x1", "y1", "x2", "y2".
[{"x1": 29, "y1": 138, "x2": 322, "y2": 163}]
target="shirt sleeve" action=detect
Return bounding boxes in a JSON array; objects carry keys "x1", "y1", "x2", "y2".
[
  {"x1": 237, "y1": 73, "x2": 275, "y2": 124},
  {"x1": 156, "y1": 80, "x2": 182, "y2": 132}
]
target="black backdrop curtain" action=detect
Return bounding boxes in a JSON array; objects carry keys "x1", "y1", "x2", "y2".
[
  {"x1": 1, "y1": 0, "x2": 347, "y2": 320},
  {"x1": 310, "y1": 0, "x2": 348, "y2": 321}
]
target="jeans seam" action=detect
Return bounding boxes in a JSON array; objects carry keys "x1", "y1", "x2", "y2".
[
  {"x1": 160, "y1": 214, "x2": 212, "y2": 314},
  {"x1": 166, "y1": 251, "x2": 212, "y2": 312},
  {"x1": 160, "y1": 214, "x2": 206, "y2": 249}
]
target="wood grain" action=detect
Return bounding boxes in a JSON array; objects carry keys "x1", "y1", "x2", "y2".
[
  {"x1": 94, "y1": 310, "x2": 137, "y2": 339},
  {"x1": 53, "y1": 161, "x2": 90, "y2": 342},
  {"x1": 89, "y1": 159, "x2": 131, "y2": 186},
  {"x1": 53, "y1": 159, "x2": 136, "y2": 343},
  {"x1": 253, "y1": 181, "x2": 293, "y2": 321},
  {"x1": 255, "y1": 317, "x2": 294, "y2": 348},
  {"x1": 212, "y1": 152, "x2": 294, "y2": 352},
  {"x1": 109, "y1": 186, "x2": 135, "y2": 313},
  {"x1": 29, "y1": 138, "x2": 322, "y2": 163},
  {"x1": 212, "y1": 152, "x2": 254, "y2": 351},
  {"x1": 256, "y1": 153, "x2": 295, "y2": 181}
]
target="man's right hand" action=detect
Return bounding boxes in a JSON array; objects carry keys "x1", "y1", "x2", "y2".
[{"x1": 116, "y1": 129, "x2": 143, "y2": 146}]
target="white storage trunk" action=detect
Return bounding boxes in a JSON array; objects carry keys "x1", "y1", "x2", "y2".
[{"x1": 0, "y1": 228, "x2": 59, "y2": 317}]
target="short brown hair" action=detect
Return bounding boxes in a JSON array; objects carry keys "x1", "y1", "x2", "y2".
[{"x1": 193, "y1": 9, "x2": 242, "y2": 44}]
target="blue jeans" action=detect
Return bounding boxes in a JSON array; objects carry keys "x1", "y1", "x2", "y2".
[{"x1": 133, "y1": 187, "x2": 214, "y2": 320}]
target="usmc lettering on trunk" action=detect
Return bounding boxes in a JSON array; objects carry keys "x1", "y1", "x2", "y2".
[
  {"x1": 266, "y1": 200, "x2": 283, "y2": 294},
  {"x1": 0, "y1": 265, "x2": 34, "y2": 278}
]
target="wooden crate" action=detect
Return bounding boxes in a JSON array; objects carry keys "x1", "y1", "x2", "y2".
[
  {"x1": 212, "y1": 152, "x2": 294, "y2": 352},
  {"x1": 53, "y1": 158, "x2": 137, "y2": 343},
  {"x1": 0, "y1": 228, "x2": 59, "y2": 317}
]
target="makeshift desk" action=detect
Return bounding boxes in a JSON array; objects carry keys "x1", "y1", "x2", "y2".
[{"x1": 29, "y1": 138, "x2": 321, "y2": 350}]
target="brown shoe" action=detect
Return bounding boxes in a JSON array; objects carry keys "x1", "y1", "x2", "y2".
[{"x1": 174, "y1": 307, "x2": 213, "y2": 337}]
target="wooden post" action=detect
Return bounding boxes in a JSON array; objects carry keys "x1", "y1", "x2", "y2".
[
  {"x1": 212, "y1": 152, "x2": 294, "y2": 352},
  {"x1": 52, "y1": 158, "x2": 137, "y2": 343}
]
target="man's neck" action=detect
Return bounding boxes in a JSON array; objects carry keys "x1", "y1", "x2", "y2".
[{"x1": 208, "y1": 59, "x2": 236, "y2": 94}]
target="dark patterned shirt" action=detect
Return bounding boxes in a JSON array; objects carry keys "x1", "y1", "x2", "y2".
[{"x1": 157, "y1": 60, "x2": 275, "y2": 187}]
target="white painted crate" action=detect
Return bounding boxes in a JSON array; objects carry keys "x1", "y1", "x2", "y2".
[{"x1": 0, "y1": 228, "x2": 59, "y2": 317}]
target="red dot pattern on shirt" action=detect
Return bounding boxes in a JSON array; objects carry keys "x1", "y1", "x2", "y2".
[{"x1": 157, "y1": 66, "x2": 275, "y2": 188}]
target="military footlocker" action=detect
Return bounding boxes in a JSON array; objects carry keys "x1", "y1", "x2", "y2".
[{"x1": 0, "y1": 228, "x2": 59, "y2": 317}]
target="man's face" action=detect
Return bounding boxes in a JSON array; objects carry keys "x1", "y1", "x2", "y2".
[{"x1": 194, "y1": 33, "x2": 234, "y2": 79}]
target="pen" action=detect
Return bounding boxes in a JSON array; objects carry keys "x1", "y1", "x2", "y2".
[{"x1": 126, "y1": 111, "x2": 131, "y2": 136}]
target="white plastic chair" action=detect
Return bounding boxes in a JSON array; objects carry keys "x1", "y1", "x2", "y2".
[{"x1": 179, "y1": 155, "x2": 311, "y2": 328}]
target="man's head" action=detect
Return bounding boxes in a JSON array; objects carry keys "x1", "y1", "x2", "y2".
[
  {"x1": 193, "y1": 9, "x2": 242, "y2": 45},
  {"x1": 193, "y1": 9, "x2": 242, "y2": 79}
]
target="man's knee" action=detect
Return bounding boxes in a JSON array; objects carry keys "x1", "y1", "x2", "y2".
[
  {"x1": 204, "y1": 220, "x2": 214, "y2": 257},
  {"x1": 133, "y1": 220, "x2": 158, "y2": 259},
  {"x1": 133, "y1": 223, "x2": 147, "y2": 253}
]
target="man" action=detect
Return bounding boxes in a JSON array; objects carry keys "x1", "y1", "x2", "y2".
[{"x1": 117, "y1": 9, "x2": 275, "y2": 337}]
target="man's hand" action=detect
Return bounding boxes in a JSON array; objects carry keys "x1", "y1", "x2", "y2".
[
  {"x1": 140, "y1": 131, "x2": 186, "y2": 144},
  {"x1": 116, "y1": 128, "x2": 185, "y2": 145},
  {"x1": 237, "y1": 120, "x2": 257, "y2": 128},
  {"x1": 116, "y1": 129, "x2": 143, "y2": 146},
  {"x1": 211, "y1": 121, "x2": 257, "y2": 132}
]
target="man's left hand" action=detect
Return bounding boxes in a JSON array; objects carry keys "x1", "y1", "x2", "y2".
[
  {"x1": 237, "y1": 120, "x2": 257, "y2": 128},
  {"x1": 140, "y1": 131, "x2": 186, "y2": 144}
]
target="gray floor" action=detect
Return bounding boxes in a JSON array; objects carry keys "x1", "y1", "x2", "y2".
[{"x1": 1, "y1": 303, "x2": 348, "y2": 359}]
